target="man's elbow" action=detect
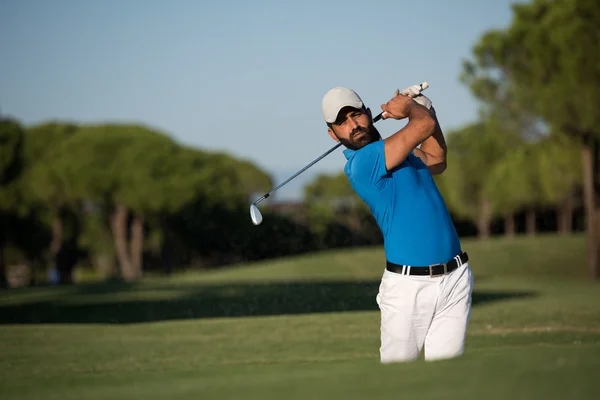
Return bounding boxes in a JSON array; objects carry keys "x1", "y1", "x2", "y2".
[{"x1": 428, "y1": 159, "x2": 447, "y2": 175}]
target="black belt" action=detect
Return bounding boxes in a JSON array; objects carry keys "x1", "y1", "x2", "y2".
[{"x1": 386, "y1": 252, "x2": 468, "y2": 277}]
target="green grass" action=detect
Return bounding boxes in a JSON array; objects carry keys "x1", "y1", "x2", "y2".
[{"x1": 0, "y1": 233, "x2": 599, "y2": 399}]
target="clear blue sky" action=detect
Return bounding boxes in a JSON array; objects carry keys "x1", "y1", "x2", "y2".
[{"x1": 0, "y1": 0, "x2": 519, "y2": 201}]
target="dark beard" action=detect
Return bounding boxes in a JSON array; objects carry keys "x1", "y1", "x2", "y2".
[{"x1": 337, "y1": 122, "x2": 381, "y2": 150}]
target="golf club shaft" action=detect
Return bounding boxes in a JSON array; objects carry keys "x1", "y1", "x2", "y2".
[
  {"x1": 253, "y1": 112, "x2": 383, "y2": 204},
  {"x1": 253, "y1": 80, "x2": 429, "y2": 205}
]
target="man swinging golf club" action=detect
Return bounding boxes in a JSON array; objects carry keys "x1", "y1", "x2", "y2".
[{"x1": 321, "y1": 84, "x2": 474, "y2": 363}]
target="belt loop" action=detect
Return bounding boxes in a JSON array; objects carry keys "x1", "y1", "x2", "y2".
[{"x1": 401, "y1": 265, "x2": 406, "y2": 275}]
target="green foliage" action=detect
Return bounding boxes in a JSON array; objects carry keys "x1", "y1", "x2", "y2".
[
  {"x1": 46, "y1": 123, "x2": 238, "y2": 214},
  {"x1": 465, "y1": 0, "x2": 600, "y2": 138},
  {"x1": 168, "y1": 200, "x2": 318, "y2": 266},
  {"x1": 448, "y1": 121, "x2": 582, "y2": 220},
  {"x1": 2, "y1": 115, "x2": 387, "y2": 278},
  {"x1": 24, "y1": 122, "x2": 79, "y2": 213},
  {"x1": 179, "y1": 149, "x2": 254, "y2": 210},
  {"x1": 303, "y1": 172, "x2": 356, "y2": 201},
  {"x1": 113, "y1": 128, "x2": 194, "y2": 214},
  {"x1": 439, "y1": 119, "x2": 522, "y2": 221},
  {"x1": 303, "y1": 171, "x2": 368, "y2": 215},
  {"x1": 535, "y1": 133, "x2": 582, "y2": 204},
  {"x1": 461, "y1": 51, "x2": 539, "y2": 139},
  {"x1": 20, "y1": 122, "x2": 285, "y2": 272},
  {"x1": 23, "y1": 121, "x2": 79, "y2": 163},
  {"x1": 48, "y1": 124, "x2": 163, "y2": 205},
  {"x1": 304, "y1": 202, "x2": 336, "y2": 239},
  {"x1": 0, "y1": 118, "x2": 25, "y2": 213},
  {"x1": 78, "y1": 212, "x2": 114, "y2": 256},
  {"x1": 485, "y1": 144, "x2": 540, "y2": 216},
  {"x1": 0, "y1": 118, "x2": 24, "y2": 185},
  {"x1": 235, "y1": 158, "x2": 273, "y2": 197},
  {"x1": 455, "y1": 0, "x2": 598, "y2": 222},
  {"x1": 302, "y1": 171, "x2": 373, "y2": 244}
]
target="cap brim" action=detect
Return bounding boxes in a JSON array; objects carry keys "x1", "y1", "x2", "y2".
[{"x1": 324, "y1": 102, "x2": 363, "y2": 123}]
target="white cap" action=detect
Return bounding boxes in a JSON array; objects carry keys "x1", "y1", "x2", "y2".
[{"x1": 321, "y1": 87, "x2": 364, "y2": 123}]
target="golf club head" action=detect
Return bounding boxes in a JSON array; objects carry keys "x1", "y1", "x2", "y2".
[{"x1": 250, "y1": 204, "x2": 263, "y2": 225}]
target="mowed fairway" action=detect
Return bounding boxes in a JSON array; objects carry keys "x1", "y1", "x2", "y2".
[{"x1": 0, "y1": 234, "x2": 599, "y2": 399}]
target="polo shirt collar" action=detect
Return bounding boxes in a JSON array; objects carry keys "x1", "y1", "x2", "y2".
[{"x1": 343, "y1": 148, "x2": 355, "y2": 160}]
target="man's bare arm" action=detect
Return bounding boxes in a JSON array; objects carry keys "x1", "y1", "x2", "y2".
[
  {"x1": 413, "y1": 109, "x2": 447, "y2": 175},
  {"x1": 381, "y1": 98, "x2": 436, "y2": 172}
]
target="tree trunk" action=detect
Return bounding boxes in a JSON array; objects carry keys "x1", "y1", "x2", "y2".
[
  {"x1": 160, "y1": 215, "x2": 174, "y2": 275},
  {"x1": 504, "y1": 214, "x2": 515, "y2": 237},
  {"x1": 557, "y1": 194, "x2": 573, "y2": 235},
  {"x1": 129, "y1": 214, "x2": 144, "y2": 279},
  {"x1": 595, "y1": 138, "x2": 600, "y2": 279},
  {"x1": 582, "y1": 135, "x2": 600, "y2": 280},
  {"x1": 0, "y1": 244, "x2": 6, "y2": 288},
  {"x1": 49, "y1": 215, "x2": 63, "y2": 257},
  {"x1": 525, "y1": 210, "x2": 536, "y2": 236},
  {"x1": 47, "y1": 214, "x2": 63, "y2": 284},
  {"x1": 110, "y1": 204, "x2": 137, "y2": 282},
  {"x1": 477, "y1": 197, "x2": 491, "y2": 239}
]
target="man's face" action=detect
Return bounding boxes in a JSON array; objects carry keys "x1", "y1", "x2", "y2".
[{"x1": 327, "y1": 106, "x2": 381, "y2": 150}]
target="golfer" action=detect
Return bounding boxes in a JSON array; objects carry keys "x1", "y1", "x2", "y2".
[{"x1": 321, "y1": 85, "x2": 474, "y2": 363}]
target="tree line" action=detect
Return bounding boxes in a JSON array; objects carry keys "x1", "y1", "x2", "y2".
[
  {"x1": 1, "y1": 0, "x2": 597, "y2": 286},
  {"x1": 0, "y1": 120, "x2": 341, "y2": 287},
  {"x1": 461, "y1": 0, "x2": 599, "y2": 280}
]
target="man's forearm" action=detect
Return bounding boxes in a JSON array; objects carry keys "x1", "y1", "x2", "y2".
[
  {"x1": 414, "y1": 110, "x2": 447, "y2": 173},
  {"x1": 421, "y1": 116, "x2": 447, "y2": 160},
  {"x1": 383, "y1": 102, "x2": 436, "y2": 171}
]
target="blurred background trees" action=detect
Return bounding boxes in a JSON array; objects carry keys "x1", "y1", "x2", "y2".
[
  {"x1": 0, "y1": 119, "x2": 312, "y2": 287},
  {"x1": 459, "y1": 0, "x2": 598, "y2": 279},
  {"x1": 0, "y1": 0, "x2": 597, "y2": 285}
]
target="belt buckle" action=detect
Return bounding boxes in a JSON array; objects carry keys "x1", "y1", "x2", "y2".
[{"x1": 428, "y1": 263, "x2": 447, "y2": 277}]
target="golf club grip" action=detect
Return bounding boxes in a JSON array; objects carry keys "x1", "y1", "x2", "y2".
[{"x1": 372, "y1": 81, "x2": 428, "y2": 122}]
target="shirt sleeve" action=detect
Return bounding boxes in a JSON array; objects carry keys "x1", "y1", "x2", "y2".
[{"x1": 346, "y1": 141, "x2": 389, "y2": 189}]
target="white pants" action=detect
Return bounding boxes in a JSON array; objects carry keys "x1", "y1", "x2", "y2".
[{"x1": 375, "y1": 262, "x2": 474, "y2": 363}]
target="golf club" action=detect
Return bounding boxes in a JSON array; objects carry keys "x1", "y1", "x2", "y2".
[{"x1": 250, "y1": 81, "x2": 430, "y2": 225}]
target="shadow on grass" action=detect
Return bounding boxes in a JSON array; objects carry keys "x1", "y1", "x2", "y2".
[{"x1": 0, "y1": 280, "x2": 536, "y2": 324}]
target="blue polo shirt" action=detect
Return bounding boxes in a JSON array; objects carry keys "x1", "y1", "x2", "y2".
[{"x1": 344, "y1": 140, "x2": 461, "y2": 266}]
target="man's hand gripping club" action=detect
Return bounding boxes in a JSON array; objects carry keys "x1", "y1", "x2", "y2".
[{"x1": 378, "y1": 86, "x2": 437, "y2": 172}]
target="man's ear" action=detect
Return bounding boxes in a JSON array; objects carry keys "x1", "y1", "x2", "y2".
[{"x1": 327, "y1": 127, "x2": 339, "y2": 142}]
